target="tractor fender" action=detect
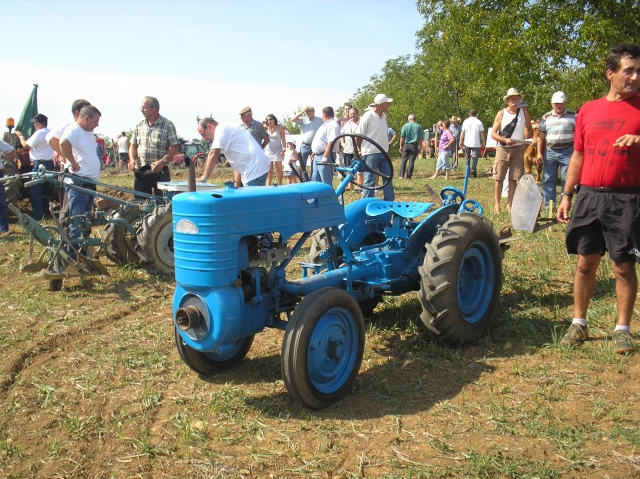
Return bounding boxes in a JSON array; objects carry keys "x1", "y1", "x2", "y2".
[
  {"x1": 340, "y1": 198, "x2": 391, "y2": 246},
  {"x1": 405, "y1": 203, "x2": 461, "y2": 259}
]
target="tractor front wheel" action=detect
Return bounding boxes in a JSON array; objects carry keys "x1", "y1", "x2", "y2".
[
  {"x1": 136, "y1": 204, "x2": 174, "y2": 276},
  {"x1": 418, "y1": 212, "x2": 503, "y2": 346},
  {"x1": 281, "y1": 288, "x2": 365, "y2": 409},
  {"x1": 175, "y1": 328, "x2": 254, "y2": 375}
]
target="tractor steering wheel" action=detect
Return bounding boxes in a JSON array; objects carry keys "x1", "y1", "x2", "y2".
[
  {"x1": 330, "y1": 133, "x2": 393, "y2": 191},
  {"x1": 440, "y1": 187, "x2": 465, "y2": 205}
]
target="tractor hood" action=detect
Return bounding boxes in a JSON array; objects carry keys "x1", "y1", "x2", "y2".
[{"x1": 172, "y1": 182, "x2": 346, "y2": 288}]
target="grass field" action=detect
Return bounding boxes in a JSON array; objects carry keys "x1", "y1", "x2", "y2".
[{"x1": 0, "y1": 157, "x2": 638, "y2": 478}]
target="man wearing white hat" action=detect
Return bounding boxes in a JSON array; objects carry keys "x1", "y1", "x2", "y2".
[
  {"x1": 449, "y1": 115, "x2": 462, "y2": 170},
  {"x1": 490, "y1": 87, "x2": 534, "y2": 215},
  {"x1": 355, "y1": 93, "x2": 395, "y2": 200},
  {"x1": 536, "y1": 91, "x2": 576, "y2": 209}
]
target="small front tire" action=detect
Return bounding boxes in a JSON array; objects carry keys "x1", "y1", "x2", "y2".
[{"x1": 281, "y1": 288, "x2": 365, "y2": 409}]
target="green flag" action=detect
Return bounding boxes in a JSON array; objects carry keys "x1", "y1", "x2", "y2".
[{"x1": 16, "y1": 84, "x2": 38, "y2": 138}]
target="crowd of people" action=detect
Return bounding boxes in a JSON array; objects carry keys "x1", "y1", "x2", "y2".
[{"x1": 0, "y1": 42, "x2": 638, "y2": 354}]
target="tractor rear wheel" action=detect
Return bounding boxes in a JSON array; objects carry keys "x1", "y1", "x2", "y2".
[
  {"x1": 136, "y1": 204, "x2": 174, "y2": 276},
  {"x1": 103, "y1": 205, "x2": 142, "y2": 266},
  {"x1": 281, "y1": 288, "x2": 365, "y2": 409},
  {"x1": 418, "y1": 212, "x2": 503, "y2": 346},
  {"x1": 3, "y1": 159, "x2": 22, "y2": 209},
  {"x1": 174, "y1": 328, "x2": 254, "y2": 375}
]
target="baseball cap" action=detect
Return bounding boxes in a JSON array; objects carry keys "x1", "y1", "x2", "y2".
[
  {"x1": 551, "y1": 91, "x2": 566, "y2": 103},
  {"x1": 30, "y1": 113, "x2": 48, "y2": 124},
  {"x1": 374, "y1": 94, "x2": 393, "y2": 105}
]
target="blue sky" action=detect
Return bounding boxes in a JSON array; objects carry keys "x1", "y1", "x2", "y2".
[{"x1": 1, "y1": 0, "x2": 423, "y2": 140}]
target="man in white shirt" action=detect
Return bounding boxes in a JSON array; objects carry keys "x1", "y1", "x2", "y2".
[
  {"x1": 292, "y1": 105, "x2": 323, "y2": 179},
  {"x1": 310, "y1": 106, "x2": 341, "y2": 186},
  {"x1": 46, "y1": 99, "x2": 92, "y2": 159},
  {"x1": 116, "y1": 132, "x2": 129, "y2": 171},
  {"x1": 459, "y1": 109, "x2": 486, "y2": 178},
  {"x1": 341, "y1": 107, "x2": 361, "y2": 190},
  {"x1": 197, "y1": 117, "x2": 270, "y2": 187},
  {"x1": 15, "y1": 114, "x2": 55, "y2": 219},
  {"x1": 59, "y1": 105, "x2": 102, "y2": 248},
  {"x1": 45, "y1": 99, "x2": 91, "y2": 218},
  {"x1": 355, "y1": 94, "x2": 395, "y2": 200}
]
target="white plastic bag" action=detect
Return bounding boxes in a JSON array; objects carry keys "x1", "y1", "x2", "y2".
[{"x1": 511, "y1": 174, "x2": 542, "y2": 232}]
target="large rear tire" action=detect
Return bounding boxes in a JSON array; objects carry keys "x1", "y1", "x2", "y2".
[
  {"x1": 418, "y1": 212, "x2": 503, "y2": 346},
  {"x1": 281, "y1": 288, "x2": 365, "y2": 409},
  {"x1": 3, "y1": 159, "x2": 22, "y2": 209},
  {"x1": 136, "y1": 204, "x2": 174, "y2": 276},
  {"x1": 103, "y1": 205, "x2": 142, "y2": 266}
]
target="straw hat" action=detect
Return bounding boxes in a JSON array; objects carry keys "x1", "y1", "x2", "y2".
[{"x1": 503, "y1": 88, "x2": 523, "y2": 102}]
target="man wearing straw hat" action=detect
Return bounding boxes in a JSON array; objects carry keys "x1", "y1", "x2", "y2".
[
  {"x1": 449, "y1": 115, "x2": 462, "y2": 170},
  {"x1": 490, "y1": 87, "x2": 534, "y2": 215}
]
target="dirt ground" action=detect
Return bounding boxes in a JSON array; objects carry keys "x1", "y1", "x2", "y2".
[{"x1": 1, "y1": 174, "x2": 639, "y2": 478}]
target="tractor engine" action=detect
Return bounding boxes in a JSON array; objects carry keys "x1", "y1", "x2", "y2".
[{"x1": 171, "y1": 182, "x2": 346, "y2": 352}]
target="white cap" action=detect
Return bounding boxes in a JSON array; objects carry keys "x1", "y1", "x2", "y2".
[
  {"x1": 374, "y1": 93, "x2": 393, "y2": 105},
  {"x1": 551, "y1": 91, "x2": 566, "y2": 104}
]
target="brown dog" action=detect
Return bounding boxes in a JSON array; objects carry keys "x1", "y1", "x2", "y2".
[{"x1": 524, "y1": 121, "x2": 541, "y2": 184}]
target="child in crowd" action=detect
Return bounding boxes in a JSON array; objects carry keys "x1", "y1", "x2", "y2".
[{"x1": 283, "y1": 140, "x2": 299, "y2": 184}]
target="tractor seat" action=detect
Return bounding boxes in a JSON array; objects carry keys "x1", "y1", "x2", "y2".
[{"x1": 365, "y1": 201, "x2": 432, "y2": 219}]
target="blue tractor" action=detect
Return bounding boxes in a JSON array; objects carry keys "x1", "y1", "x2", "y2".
[{"x1": 171, "y1": 134, "x2": 507, "y2": 409}]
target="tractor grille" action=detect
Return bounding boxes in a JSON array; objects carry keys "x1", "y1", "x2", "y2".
[{"x1": 179, "y1": 294, "x2": 211, "y2": 341}]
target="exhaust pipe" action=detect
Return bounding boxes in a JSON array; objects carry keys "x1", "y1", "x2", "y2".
[
  {"x1": 176, "y1": 305, "x2": 202, "y2": 331},
  {"x1": 187, "y1": 154, "x2": 196, "y2": 192}
]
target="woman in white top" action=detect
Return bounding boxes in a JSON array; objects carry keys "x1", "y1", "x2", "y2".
[{"x1": 264, "y1": 114, "x2": 287, "y2": 186}]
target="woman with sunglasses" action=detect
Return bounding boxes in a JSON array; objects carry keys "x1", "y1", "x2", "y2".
[{"x1": 264, "y1": 114, "x2": 287, "y2": 186}]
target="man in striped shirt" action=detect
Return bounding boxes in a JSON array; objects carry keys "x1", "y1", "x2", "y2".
[{"x1": 536, "y1": 91, "x2": 576, "y2": 208}]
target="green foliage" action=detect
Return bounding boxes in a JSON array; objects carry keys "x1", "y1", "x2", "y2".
[
  {"x1": 282, "y1": 114, "x2": 301, "y2": 135},
  {"x1": 349, "y1": 0, "x2": 640, "y2": 128}
]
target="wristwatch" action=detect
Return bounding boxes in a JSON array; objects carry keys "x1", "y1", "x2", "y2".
[{"x1": 561, "y1": 192, "x2": 573, "y2": 199}]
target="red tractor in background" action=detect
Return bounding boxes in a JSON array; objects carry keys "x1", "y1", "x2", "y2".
[{"x1": 169, "y1": 141, "x2": 210, "y2": 169}]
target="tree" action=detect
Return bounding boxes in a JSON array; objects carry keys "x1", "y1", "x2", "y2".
[{"x1": 350, "y1": 1, "x2": 640, "y2": 126}]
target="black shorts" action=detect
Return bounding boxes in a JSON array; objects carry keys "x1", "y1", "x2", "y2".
[
  {"x1": 566, "y1": 186, "x2": 640, "y2": 263},
  {"x1": 118, "y1": 152, "x2": 129, "y2": 161}
]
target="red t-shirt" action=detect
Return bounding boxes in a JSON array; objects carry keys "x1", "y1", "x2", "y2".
[{"x1": 575, "y1": 94, "x2": 640, "y2": 188}]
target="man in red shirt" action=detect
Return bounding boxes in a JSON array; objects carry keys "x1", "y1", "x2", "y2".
[{"x1": 557, "y1": 42, "x2": 640, "y2": 354}]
